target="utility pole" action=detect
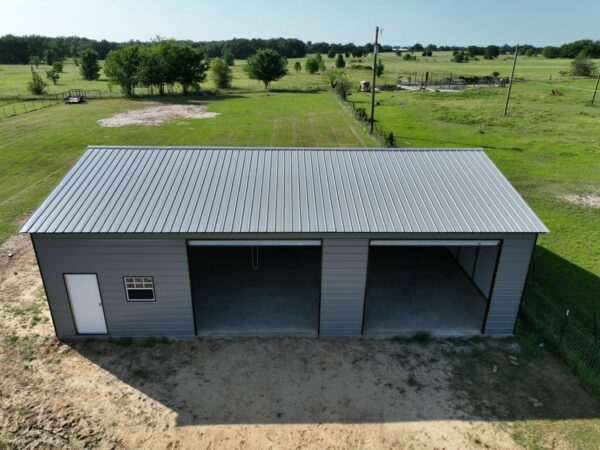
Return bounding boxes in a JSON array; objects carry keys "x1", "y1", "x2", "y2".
[
  {"x1": 590, "y1": 70, "x2": 600, "y2": 106},
  {"x1": 503, "y1": 44, "x2": 519, "y2": 116},
  {"x1": 370, "y1": 26, "x2": 380, "y2": 133}
]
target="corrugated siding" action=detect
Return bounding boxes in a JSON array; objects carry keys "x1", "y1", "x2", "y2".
[
  {"x1": 473, "y1": 246, "x2": 499, "y2": 298},
  {"x1": 484, "y1": 235, "x2": 535, "y2": 334},
  {"x1": 21, "y1": 147, "x2": 548, "y2": 234},
  {"x1": 33, "y1": 236, "x2": 194, "y2": 338},
  {"x1": 320, "y1": 238, "x2": 369, "y2": 336}
]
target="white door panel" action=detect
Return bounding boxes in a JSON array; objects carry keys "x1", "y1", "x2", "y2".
[{"x1": 65, "y1": 274, "x2": 108, "y2": 334}]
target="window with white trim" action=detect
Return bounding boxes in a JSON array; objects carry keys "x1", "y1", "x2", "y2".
[{"x1": 124, "y1": 276, "x2": 156, "y2": 301}]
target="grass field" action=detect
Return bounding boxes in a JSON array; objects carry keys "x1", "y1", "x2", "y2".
[
  {"x1": 2, "y1": 52, "x2": 600, "y2": 96},
  {"x1": 0, "y1": 92, "x2": 376, "y2": 242}
]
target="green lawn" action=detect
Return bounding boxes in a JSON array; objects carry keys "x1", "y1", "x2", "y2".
[{"x1": 0, "y1": 91, "x2": 376, "y2": 242}]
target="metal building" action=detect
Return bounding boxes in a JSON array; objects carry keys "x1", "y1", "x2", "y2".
[{"x1": 21, "y1": 146, "x2": 547, "y2": 338}]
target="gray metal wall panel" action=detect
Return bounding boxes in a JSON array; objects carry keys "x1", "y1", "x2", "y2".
[
  {"x1": 485, "y1": 235, "x2": 536, "y2": 334},
  {"x1": 473, "y1": 246, "x2": 499, "y2": 298},
  {"x1": 320, "y1": 238, "x2": 369, "y2": 336},
  {"x1": 33, "y1": 237, "x2": 194, "y2": 338},
  {"x1": 458, "y1": 247, "x2": 477, "y2": 276}
]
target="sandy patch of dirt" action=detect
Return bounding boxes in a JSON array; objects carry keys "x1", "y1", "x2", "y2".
[
  {"x1": 1, "y1": 236, "x2": 598, "y2": 449},
  {"x1": 97, "y1": 104, "x2": 219, "y2": 127},
  {"x1": 560, "y1": 194, "x2": 600, "y2": 208}
]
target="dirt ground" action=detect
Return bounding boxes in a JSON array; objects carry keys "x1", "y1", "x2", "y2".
[
  {"x1": 1, "y1": 235, "x2": 599, "y2": 449},
  {"x1": 560, "y1": 194, "x2": 600, "y2": 209},
  {"x1": 97, "y1": 104, "x2": 219, "y2": 127}
]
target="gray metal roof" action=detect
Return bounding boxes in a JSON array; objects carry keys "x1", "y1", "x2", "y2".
[{"x1": 20, "y1": 146, "x2": 548, "y2": 234}]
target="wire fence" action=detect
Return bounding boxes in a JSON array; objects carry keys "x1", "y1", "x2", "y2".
[
  {"x1": 0, "y1": 83, "x2": 331, "y2": 120},
  {"x1": 334, "y1": 93, "x2": 394, "y2": 147},
  {"x1": 519, "y1": 280, "x2": 600, "y2": 378}
]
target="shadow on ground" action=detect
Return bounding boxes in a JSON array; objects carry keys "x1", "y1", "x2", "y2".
[{"x1": 69, "y1": 334, "x2": 600, "y2": 426}]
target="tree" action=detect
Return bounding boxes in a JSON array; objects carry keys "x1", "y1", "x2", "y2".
[
  {"x1": 305, "y1": 56, "x2": 319, "y2": 74},
  {"x1": 223, "y1": 50, "x2": 235, "y2": 66},
  {"x1": 52, "y1": 61, "x2": 63, "y2": 73},
  {"x1": 542, "y1": 46, "x2": 560, "y2": 59},
  {"x1": 173, "y1": 45, "x2": 208, "y2": 94},
  {"x1": 43, "y1": 49, "x2": 56, "y2": 66},
  {"x1": 79, "y1": 49, "x2": 100, "y2": 80},
  {"x1": 293, "y1": 61, "x2": 302, "y2": 72},
  {"x1": 137, "y1": 45, "x2": 166, "y2": 94},
  {"x1": 327, "y1": 49, "x2": 336, "y2": 58},
  {"x1": 45, "y1": 68, "x2": 60, "y2": 84},
  {"x1": 29, "y1": 55, "x2": 42, "y2": 68},
  {"x1": 570, "y1": 51, "x2": 596, "y2": 77},
  {"x1": 467, "y1": 46, "x2": 484, "y2": 56},
  {"x1": 525, "y1": 48, "x2": 536, "y2": 57},
  {"x1": 333, "y1": 72, "x2": 353, "y2": 99},
  {"x1": 484, "y1": 45, "x2": 500, "y2": 59},
  {"x1": 27, "y1": 67, "x2": 47, "y2": 95},
  {"x1": 244, "y1": 49, "x2": 288, "y2": 89},
  {"x1": 104, "y1": 45, "x2": 140, "y2": 96},
  {"x1": 375, "y1": 60, "x2": 384, "y2": 77},
  {"x1": 335, "y1": 54, "x2": 345, "y2": 68},
  {"x1": 395, "y1": 50, "x2": 402, "y2": 56},
  {"x1": 211, "y1": 58, "x2": 233, "y2": 89},
  {"x1": 452, "y1": 51, "x2": 469, "y2": 63},
  {"x1": 323, "y1": 68, "x2": 343, "y2": 88}
]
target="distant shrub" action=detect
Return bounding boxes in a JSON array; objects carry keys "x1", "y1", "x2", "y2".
[
  {"x1": 385, "y1": 131, "x2": 396, "y2": 148},
  {"x1": 210, "y1": 58, "x2": 233, "y2": 89},
  {"x1": 223, "y1": 50, "x2": 235, "y2": 66},
  {"x1": 570, "y1": 51, "x2": 596, "y2": 77},
  {"x1": 293, "y1": 61, "x2": 301, "y2": 72},
  {"x1": 27, "y1": 67, "x2": 47, "y2": 94},
  {"x1": 335, "y1": 54, "x2": 345, "y2": 68},
  {"x1": 52, "y1": 61, "x2": 63, "y2": 73},
  {"x1": 355, "y1": 107, "x2": 368, "y2": 121}
]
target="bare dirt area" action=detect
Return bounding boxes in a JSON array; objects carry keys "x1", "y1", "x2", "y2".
[
  {"x1": 560, "y1": 194, "x2": 600, "y2": 209},
  {"x1": 97, "y1": 104, "x2": 219, "y2": 127},
  {"x1": 1, "y1": 236, "x2": 599, "y2": 449}
]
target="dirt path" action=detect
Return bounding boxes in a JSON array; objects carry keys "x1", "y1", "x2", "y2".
[
  {"x1": 97, "y1": 104, "x2": 219, "y2": 127},
  {"x1": 1, "y1": 236, "x2": 598, "y2": 449}
]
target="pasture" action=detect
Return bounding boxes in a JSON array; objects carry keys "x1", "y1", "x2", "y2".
[{"x1": 2, "y1": 52, "x2": 600, "y2": 96}]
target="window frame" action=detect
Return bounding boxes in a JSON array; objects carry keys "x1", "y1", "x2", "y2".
[{"x1": 123, "y1": 276, "x2": 157, "y2": 302}]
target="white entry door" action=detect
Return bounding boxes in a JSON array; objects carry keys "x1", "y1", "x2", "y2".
[{"x1": 64, "y1": 274, "x2": 108, "y2": 334}]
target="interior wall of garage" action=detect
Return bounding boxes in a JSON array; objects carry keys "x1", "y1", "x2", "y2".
[
  {"x1": 32, "y1": 236, "x2": 195, "y2": 338},
  {"x1": 447, "y1": 245, "x2": 500, "y2": 299}
]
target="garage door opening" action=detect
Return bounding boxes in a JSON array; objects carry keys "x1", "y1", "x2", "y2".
[
  {"x1": 363, "y1": 241, "x2": 500, "y2": 336},
  {"x1": 188, "y1": 241, "x2": 321, "y2": 336}
]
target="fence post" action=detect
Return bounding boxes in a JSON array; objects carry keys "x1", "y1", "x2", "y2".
[{"x1": 559, "y1": 309, "x2": 570, "y2": 345}]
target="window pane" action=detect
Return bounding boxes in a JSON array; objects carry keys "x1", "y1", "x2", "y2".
[{"x1": 127, "y1": 289, "x2": 155, "y2": 300}]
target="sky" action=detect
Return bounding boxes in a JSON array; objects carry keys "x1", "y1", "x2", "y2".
[{"x1": 3, "y1": 0, "x2": 599, "y2": 46}]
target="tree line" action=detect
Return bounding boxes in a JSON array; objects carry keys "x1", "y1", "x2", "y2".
[{"x1": 5, "y1": 34, "x2": 599, "y2": 66}]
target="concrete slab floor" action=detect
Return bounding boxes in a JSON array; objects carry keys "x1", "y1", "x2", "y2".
[
  {"x1": 363, "y1": 247, "x2": 487, "y2": 336},
  {"x1": 189, "y1": 246, "x2": 320, "y2": 336}
]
